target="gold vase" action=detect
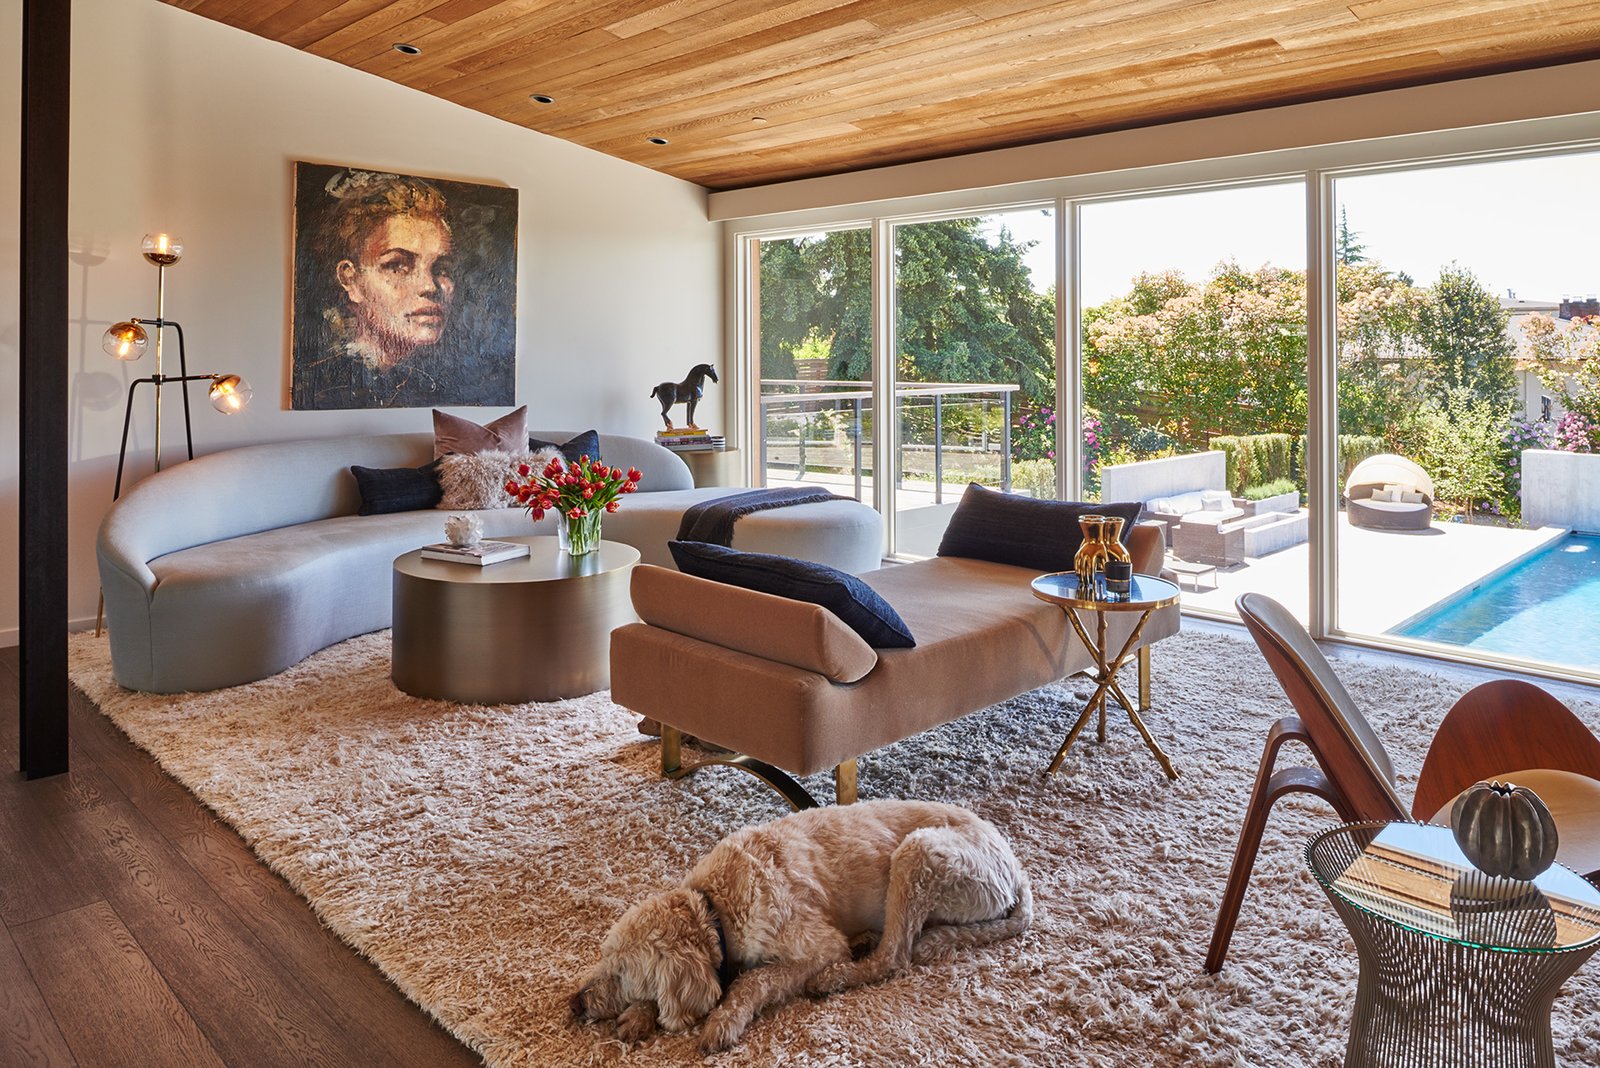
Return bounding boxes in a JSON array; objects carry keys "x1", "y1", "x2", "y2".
[{"x1": 1073, "y1": 514, "x2": 1130, "y2": 592}]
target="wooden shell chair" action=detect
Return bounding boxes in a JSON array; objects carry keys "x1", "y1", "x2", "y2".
[{"x1": 1205, "y1": 592, "x2": 1600, "y2": 974}]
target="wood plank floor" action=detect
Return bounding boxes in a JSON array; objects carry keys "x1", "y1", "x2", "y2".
[{"x1": 0, "y1": 647, "x2": 481, "y2": 1067}]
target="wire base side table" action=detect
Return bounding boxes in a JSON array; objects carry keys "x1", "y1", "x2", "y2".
[{"x1": 1308, "y1": 822, "x2": 1600, "y2": 1068}]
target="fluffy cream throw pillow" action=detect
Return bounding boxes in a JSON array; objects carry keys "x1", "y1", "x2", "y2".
[{"x1": 437, "y1": 447, "x2": 561, "y2": 510}]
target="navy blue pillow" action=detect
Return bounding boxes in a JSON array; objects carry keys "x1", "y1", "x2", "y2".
[
  {"x1": 528, "y1": 429, "x2": 601, "y2": 466},
  {"x1": 350, "y1": 460, "x2": 443, "y2": 516},
  {"x1": 668, "y1": 541, "x2": 915, "y2": 649},
  {"x1": 936, "y1": 483, "x2": 1142, "y2": 573}
]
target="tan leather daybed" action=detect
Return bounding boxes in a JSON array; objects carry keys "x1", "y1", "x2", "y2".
[{"x1": 609, "y1": 524, "x2": 1177, "y2": 806}]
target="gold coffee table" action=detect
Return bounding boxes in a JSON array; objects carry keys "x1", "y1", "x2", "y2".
[
  {"x1": 392, "y1": 536, "x2": 639, "y2": 704},
  {"x1": 1030, "y1": 572, "x2": 1181, "y2": 779}
]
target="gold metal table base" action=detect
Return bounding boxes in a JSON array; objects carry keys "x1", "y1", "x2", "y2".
[{"x1": 1047, "y1": 604, "x2": 1178, "y2": 780}]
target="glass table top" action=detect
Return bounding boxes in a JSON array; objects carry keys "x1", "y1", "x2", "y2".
[
  {"x1": 1307, "y1": 822, "x2": 1600, "y2": 953},
  {"x1": 1030, "y1": 572, "x2": 1180, "y2": 611}
]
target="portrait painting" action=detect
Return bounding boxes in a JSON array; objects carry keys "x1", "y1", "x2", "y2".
[{"x1": 291, "y1": 162, "x2": 518, "y2": 410}]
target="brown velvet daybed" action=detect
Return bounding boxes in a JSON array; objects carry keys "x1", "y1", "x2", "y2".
[{"x1": 609, "y1": 524, "x2": 1177, "y2": 807}]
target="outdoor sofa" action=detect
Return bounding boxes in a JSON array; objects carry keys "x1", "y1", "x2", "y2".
[
  {"x1": 609, "y1": 522, "x2": 1175, "y2": 806},
  {"x1": 97, "y1": 431, "x2": 882, "y2": 693}
]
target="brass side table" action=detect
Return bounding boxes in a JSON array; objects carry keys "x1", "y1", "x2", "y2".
[
  {"x1": 1307, "y1": 821, "x2": 1600, "y2": 1068},
  {"x1": 1029, "y1": 572, "x2": 1181, "y2": 779},
  {"x1": 392, "y1": 536, "x2": 639, "y2": 704}
]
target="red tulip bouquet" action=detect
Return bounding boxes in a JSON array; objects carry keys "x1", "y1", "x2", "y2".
[{"x1": 505, "y1": 455, "x2": 642, "y2": 557}]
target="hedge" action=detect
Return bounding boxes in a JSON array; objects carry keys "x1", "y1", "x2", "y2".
[{"x1": 1208, "y1": 433, "x2": 1292, "y2": 496}]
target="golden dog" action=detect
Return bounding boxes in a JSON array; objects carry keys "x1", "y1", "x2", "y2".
[{"x1": 571, "y1": 799, "x2": 1032, "y2": 1052}]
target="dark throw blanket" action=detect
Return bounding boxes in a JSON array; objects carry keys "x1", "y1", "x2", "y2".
[{"x1": 676, "y1": 487, "x2": 842, "y2": 547}]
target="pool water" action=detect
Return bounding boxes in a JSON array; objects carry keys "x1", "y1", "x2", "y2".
[{"x1": 1395, "y1": 533, "x2": 1600, "y2": 670}]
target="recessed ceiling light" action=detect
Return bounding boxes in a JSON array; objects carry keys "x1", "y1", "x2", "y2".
[
  {"x1": 529, "y1": 94, "x2": 555, "y2": 105},
  {"x1": 646, "y1": 136, "x2": 670, "y2": 145},
  {"x1": 393, "y1": 43, "x2": 421, "y2": 55}
]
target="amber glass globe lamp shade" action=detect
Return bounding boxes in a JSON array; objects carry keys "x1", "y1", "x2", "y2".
[
  {"x1": 208, "y1": 374, "x2": 252, "y2": 414},
  {"x1": 102, "y1": 321, "x2": 149, "y2": 361},
  {"x1": 141, "y1": 232, "x2": 184, "y2": 267}
]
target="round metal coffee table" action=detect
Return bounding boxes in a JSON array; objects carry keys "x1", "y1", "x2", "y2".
[
  {"x1": 1029, "y1": 571, "x2": 1181, "y2": 779},
  {"x1": 391, "y1": 536, "x2": 639, "y2": 704},
  {"x1": 1307, "y1": 821, "x2": 1600, "y2": 1068}
]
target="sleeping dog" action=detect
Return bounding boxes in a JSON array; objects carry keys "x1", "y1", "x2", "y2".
[{"x1": 570, "y1": 799, "x2": 1032, "y2": 1052}]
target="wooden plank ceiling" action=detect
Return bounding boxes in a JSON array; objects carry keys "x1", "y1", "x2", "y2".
[{"x1": 165, "y1": 1, "x2": 1600, "y2": 191}]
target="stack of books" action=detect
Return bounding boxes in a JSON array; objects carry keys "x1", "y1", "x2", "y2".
[
  {"x1": 655, "y1": 428, "x2": 726, "y2": 453},
  {"x1": 419, "y1": 540, "x2": 530, "y2": 566}
]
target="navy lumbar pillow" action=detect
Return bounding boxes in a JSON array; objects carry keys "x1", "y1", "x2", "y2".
[
  {"x1": 936, "y1": 483, "x2": 1142, "y2": 573},
  {"x1": 668, "y1": 540, "x2": 915, "y2": 649},
  {"x1": 350, "y1": 459, "x2": 443, "y2": 516},
  {"x1": 528, "y1": 429, "x2": 601, "y2": 466}
]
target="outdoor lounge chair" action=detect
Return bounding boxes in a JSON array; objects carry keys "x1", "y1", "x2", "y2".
[
  {"x1": 1205, "y1": 591, "x2": 1600, "y2": 974},
  {"x1": 1345, "y1": 453, "x2": 1435, "y2": 531}
]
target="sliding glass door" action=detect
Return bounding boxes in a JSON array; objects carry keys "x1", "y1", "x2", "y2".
[
  {"x1": 890, "y1": 208, "x2": 1056, "y2": 556},
  {"x1": 751, "y1": 228, "x2": 874, "y2": 501},
  {"x1": 1077, "y1": 183, "x2": 1310, "y2": 621},
  {"x1": 1331, "y1": 150, "x2": 1600, "y2": 674}
]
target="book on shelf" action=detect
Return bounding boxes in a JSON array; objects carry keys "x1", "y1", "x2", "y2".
[
  {"x1": 419, "y1": 540, "x2": 530, "y2": 566},
  {"x1": 663, "y1": 441, "x2": 726, "y2": 452}
]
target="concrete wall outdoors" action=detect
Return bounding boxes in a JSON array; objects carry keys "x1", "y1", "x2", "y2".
[
  {"x1": 0, "y1": 0, "x2": 723, "y2": 643},
  {"x1": 1100, "y1": 451, "x2": 1227, "y2": 505},
  {"x1": 1521, "y1": 449, "x2": 1600, "y2": 532}
]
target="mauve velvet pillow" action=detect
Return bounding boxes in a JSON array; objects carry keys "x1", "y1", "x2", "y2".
[
  {"x1": 433, "y1": 405, "x2": 528, "y2": 459},
  {"x1": 935, "y1": 483, "x2": 1142, "y2": 573},
  {"x1": 668, "y1": 540, "x2": 915, "y2": 649}
]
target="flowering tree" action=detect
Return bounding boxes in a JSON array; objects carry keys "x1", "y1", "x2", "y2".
[
  {"x1": 1523, "y1": 313, "x2": 1600, "y2": 451},
  {"x1": 1084, "y1": 263, "x2": 1308, "y2": 449}
]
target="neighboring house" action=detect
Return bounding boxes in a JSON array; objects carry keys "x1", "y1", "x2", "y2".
[{"x1": 1502, "y1": 295, "x2": 1599, "y2": 420}]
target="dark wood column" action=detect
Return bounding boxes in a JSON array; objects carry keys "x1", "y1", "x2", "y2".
[{"x1": 18, "y1": 0, "x2": 70, "y2": 778}]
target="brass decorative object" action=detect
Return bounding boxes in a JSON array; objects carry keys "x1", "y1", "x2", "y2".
[
  {"x1": 1029, "y1": 571, "x2": 1181, "y2": 780},
  {"x1": 1451, "y1": 780, "x2": 1560, "y2": 882},
  {"x1": 1072, "y1": 514, "x2": 1130, "y2": 593}
]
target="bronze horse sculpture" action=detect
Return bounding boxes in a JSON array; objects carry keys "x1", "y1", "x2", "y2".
[{"x1": 650, "y1": 364, "x2": 718, "y2": 429}]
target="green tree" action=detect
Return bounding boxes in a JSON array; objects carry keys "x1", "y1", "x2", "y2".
[
  {"x1": 1333, "y1": 262, "x2": 1429, "y2": 434},
  {"x1": 1084, "y1": 262, "x2": 1307, "y2": 448},
  {"x1": 1336, "y1": 207, "x2": 1368, "y2": 266},
  {"x1": 1416, "y1": 264, "x2": 1517, "y2": 414},
  {"x1": 892, "y1": 218, "x2": 1055, "y2": 402},
  {"x1": 757, "y1": 230, "x2": 871, "y2": 381},
  {"x1": 1399, "y1": 388, "x2": 1508, "y2": 517}
]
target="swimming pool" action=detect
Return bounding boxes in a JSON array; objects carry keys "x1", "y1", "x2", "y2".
[{"x1": 1395, "y1": 533, "x2": 1600, "y2": 670}]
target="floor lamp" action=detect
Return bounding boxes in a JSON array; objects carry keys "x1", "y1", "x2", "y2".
[{"x1": 96, "y1": 233, "x2": 253, "y2": 633}]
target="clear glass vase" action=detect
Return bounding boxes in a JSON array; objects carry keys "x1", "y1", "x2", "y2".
[{"x1": 558, "y1": 511, "x2": 603, "y2": 556}]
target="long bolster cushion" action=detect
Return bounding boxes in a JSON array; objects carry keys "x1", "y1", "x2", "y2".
[{"x1": 631, "y1": 565, "x2": 878, "y2": 683}]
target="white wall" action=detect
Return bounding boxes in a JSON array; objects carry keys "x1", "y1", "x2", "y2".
[{"x1": 0, "y1": 0, "x2": 723, "y2": 643}]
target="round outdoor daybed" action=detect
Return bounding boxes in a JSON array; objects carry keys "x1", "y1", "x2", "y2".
[{"x1": 1345, "y1": 453, "x2": 1435, "y2": 531}]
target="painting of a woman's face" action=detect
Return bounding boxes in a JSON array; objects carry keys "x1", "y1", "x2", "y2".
[
  {"x1": 335, "y1": 213, "x2": 456, "y2": 368},
  {"x1": 292, "y1": 162, "x2": 516, "y2": 410}
]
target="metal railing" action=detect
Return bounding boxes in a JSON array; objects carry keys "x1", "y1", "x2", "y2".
[{"x1": 758, "y1": 380, "x2": 1019, "y2": 502}]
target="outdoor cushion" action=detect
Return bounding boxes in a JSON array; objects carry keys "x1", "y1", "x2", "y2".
[
  {"x1": 1179, "y1": 507, "x2": 1244, "y2": 528},
  {"x1": 1148, "y1": 491, "x2": 1208, "y2": 515},
  {"x1": 1200, "y1": 490, "x2": 1234, "y2": 509}
]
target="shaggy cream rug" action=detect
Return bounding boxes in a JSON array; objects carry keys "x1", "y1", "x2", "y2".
[{"x1": 67, "y1": 630, "x2": 1600, "y2": 1067}]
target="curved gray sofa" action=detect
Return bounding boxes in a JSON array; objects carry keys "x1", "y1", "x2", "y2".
[{"x1": 97, "y1": 431, "x2": 883, "y2": 693}]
